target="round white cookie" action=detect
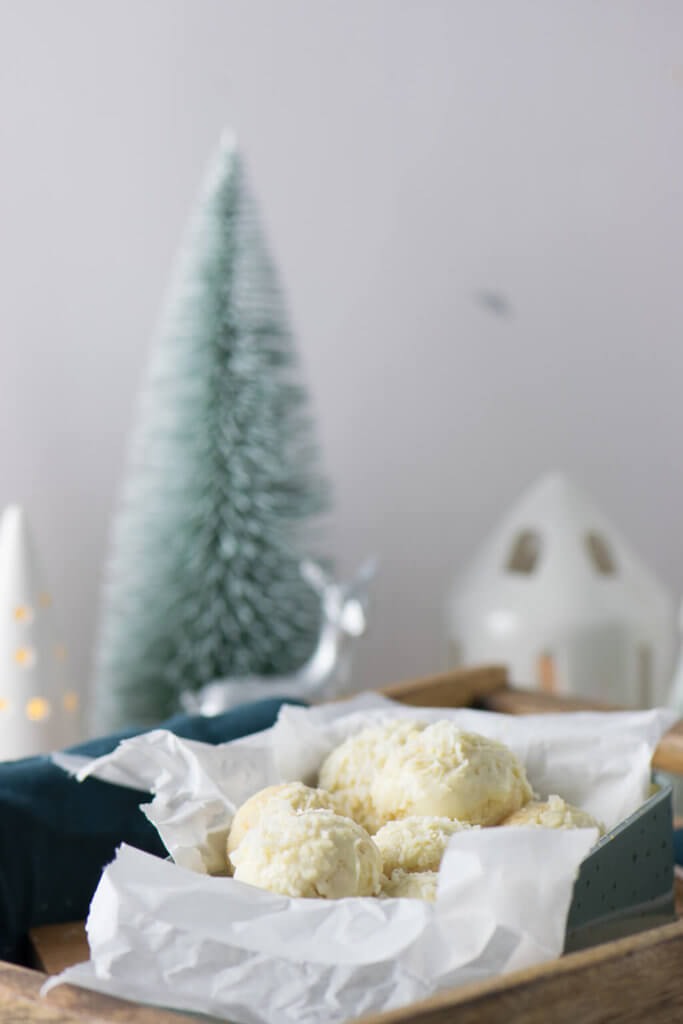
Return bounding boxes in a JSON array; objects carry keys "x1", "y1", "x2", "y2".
[
  {"x1": 227, "y1": 782, "x2": 339, "y2": 855},
  {"x1": 380, "y1": 869, "x2": 439, "y2": 902},
  {"x1": 230, "y1": 808, "x2": 383, "y2": 899},
  {"x1": 372, "y1": 722, "x2": 533, "y2": 827},
  {"x1": 318, "y1": 719, "x2": 426, "y2": 833},
  {"x1": 503, "y1": 795, "x2": 604, "y2": 834},
  {"x1": 374, "y1": 816, "x2": 474, "y2": 874}
]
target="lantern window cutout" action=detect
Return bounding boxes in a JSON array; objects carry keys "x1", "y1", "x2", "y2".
[
  {"x1": 63, "y1": 691, "x2": 79, "y2": 713},
  {"x1": 14, "y1": 646, "x2": 37, "y2": 668},
  {"x1": 506, "y1": 530, "x2": 542, "y2": 574},
  {"x1": 25, "y1": 696, "x2": 51, "y2": 721},
  {"x1": 585, "y1": 532, "x2": 617, "y2": 576},
  {"x1": 537, "y1": 651, "x2": 558, "y2": 693}
]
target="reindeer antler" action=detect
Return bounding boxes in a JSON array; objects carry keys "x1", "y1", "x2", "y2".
[
  {"x1": 299, "y1": 559, "x2": 331, "y2": 594},
  {"x1": 345, "y1": 557, "x2": 378, "y2": 599}
]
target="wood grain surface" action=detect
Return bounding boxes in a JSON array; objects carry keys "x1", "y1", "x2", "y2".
[
  {"x1": 480, "y1": 686, "x2": 683, "y2": 777},
  {"x1": 380, "y1": 664, "x2": 509, "y2": 707},
  {"x1": 675, "y1": 866, "x2": 683, "y2": 915},
  {"x1": 0, "y1": 961, "x2": 198, "y2": 1023},
  {"x1": 356, "y1": 919, "x2": 683, "y2": 1024},
  {"x1": 24, "y1": 919, "x2": 683, "y2": 1024},
  {"x1": 650, "y1": 721, "x2": 683, "y2": 777},
  {"x1": 481, "y1": 687, "x2": 620, "y2": 715},
  {"x1": 379, "y1": 667, "x2": 683, "y2": 777},
  {"x1": 30, "y1": 922, "x2": 89, "y2": 976}
]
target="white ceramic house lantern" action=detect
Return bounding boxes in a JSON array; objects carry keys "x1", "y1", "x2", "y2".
[
  {"x1": 0, "y1": 505, "x2": 79, "y2": 759},
  {"x1": 447, "y1": 473, "x2": 675, "y2": 707},
  {"x1": 667, "y1": 602, "x2": 683, "y2": 715}
]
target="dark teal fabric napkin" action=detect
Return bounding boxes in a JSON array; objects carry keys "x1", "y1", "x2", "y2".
[{"x1": 0, "y1": 697, "x2": 304, "y2": 964}]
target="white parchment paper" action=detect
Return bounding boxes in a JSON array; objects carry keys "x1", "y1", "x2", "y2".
[{"x1": 46, "y1": 696, "x2": 677, "y2": 1024}]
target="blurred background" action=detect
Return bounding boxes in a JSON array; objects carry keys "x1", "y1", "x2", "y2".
[{"x1": 1, "y1": 0, "x2": 683, "y2": 729}]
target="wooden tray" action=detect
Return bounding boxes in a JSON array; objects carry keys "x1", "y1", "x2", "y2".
[{"x1": 5, "y1": 664, "x2": 683, "y2": 1024}]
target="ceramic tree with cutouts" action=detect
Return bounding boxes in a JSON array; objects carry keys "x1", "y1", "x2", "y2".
[
  {"x1": 446, "y1": 473, "x2": 676, "y2": 707},
  {"x1": 0, "y1": 505, "x2": 79, "y2": 759}
]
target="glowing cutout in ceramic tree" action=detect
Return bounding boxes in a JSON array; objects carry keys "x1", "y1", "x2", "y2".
[
  {"x1": 446, "y1": 473, "x2": 675, "y2": 707},
  {"x1": 0, "y1": 505, "x2": 78, "y2": 759}
]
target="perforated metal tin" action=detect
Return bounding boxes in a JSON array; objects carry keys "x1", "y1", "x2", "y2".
[{"x1": 564, "y1": 782, "x2": 674, "y2": 952}]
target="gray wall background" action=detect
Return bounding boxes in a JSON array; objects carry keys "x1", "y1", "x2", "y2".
[{"x1": 1, "y1": 0, "x2": 683, "y2": 731}]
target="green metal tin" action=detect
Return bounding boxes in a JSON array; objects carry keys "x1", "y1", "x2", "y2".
[{"x1": 565, "y1": 782, "x2": 674, "y2": 953}]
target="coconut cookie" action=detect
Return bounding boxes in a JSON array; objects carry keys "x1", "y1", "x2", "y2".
[
  {"x1": 230, "y1": 808, "x2": 383, "y2": 899},
  {"x1": 373, "y1": 816, "x2": 474, "y2": 874},
  {"x1": 380, "y1": 869, "x2": 439, "y2": 902},
  {"x1": 372, "y1": 722, "x2": 533, "y2": 827},
  {"x1": 227, "y1": 782, "x2": 340, "y2": 856},
  {"x1": 318, "y1": 719, "x2": 426, "y2": 833},
  {"x1": 503, "y1": 794, "x2": 604, "y2": 834}
]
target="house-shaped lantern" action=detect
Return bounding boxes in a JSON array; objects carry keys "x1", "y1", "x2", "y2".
[
  {"x1": 666, "y1": 602, "x2": 683, "y2": 715},
  {"x1": 0, "y1": 505, "x2": 79, "y2": 760},
  {"x1": 446, "y1": 473, "x2": 675, "y2": 706}
]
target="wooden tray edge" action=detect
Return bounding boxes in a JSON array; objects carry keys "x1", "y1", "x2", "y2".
[{"x1": 355, "y1": 917, "x2": 683, "y2": 1024}]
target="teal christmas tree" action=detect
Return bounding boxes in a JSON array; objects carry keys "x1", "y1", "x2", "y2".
[{"x1": 93, "y1": 133, "x2": 328, "y2": 730}]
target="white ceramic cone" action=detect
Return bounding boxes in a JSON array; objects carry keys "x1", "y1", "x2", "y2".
[
  {"x1": 0, "y1": 506, "x2": 79, "y2": 760},
  {"x1": 447, "y1": 473, "x2": 676, "y2": 706}
]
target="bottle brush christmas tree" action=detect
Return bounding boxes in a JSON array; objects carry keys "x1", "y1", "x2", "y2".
[{"x1": 93, "y1": 133, "x2": 328, "y2": 731}]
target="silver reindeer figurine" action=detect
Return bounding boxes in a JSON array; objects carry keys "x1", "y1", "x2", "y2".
[{"x1": 181, "y1": 558, "x2": 377, "y2": 715}]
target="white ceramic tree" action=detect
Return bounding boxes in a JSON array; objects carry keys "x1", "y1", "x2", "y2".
[{"x1": 0, "y1": 505, "x2": 78, "y2": 759}]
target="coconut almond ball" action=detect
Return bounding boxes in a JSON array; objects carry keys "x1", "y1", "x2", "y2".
[
  {"x1": 380, "y1": 869, "x2": 439, "y2": 902},
  {"x1": 503, "y1": 795, "x2": 604, "y2": 834},
  {"x1": 372, "y1": 722, "x2": 533, "y2": 827},
  {"x1": 230, "y1": 809, "x2": 383, "y2": 899},
  {"x1": 227, "y1": 782, "x2": 340, "y2": 856},
  {"x1": 373, "y1": 816, "x2": 475, "y2": 874},
  {"x1": 318, "y1": 720, "x2": 426, "y2": 833}
]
